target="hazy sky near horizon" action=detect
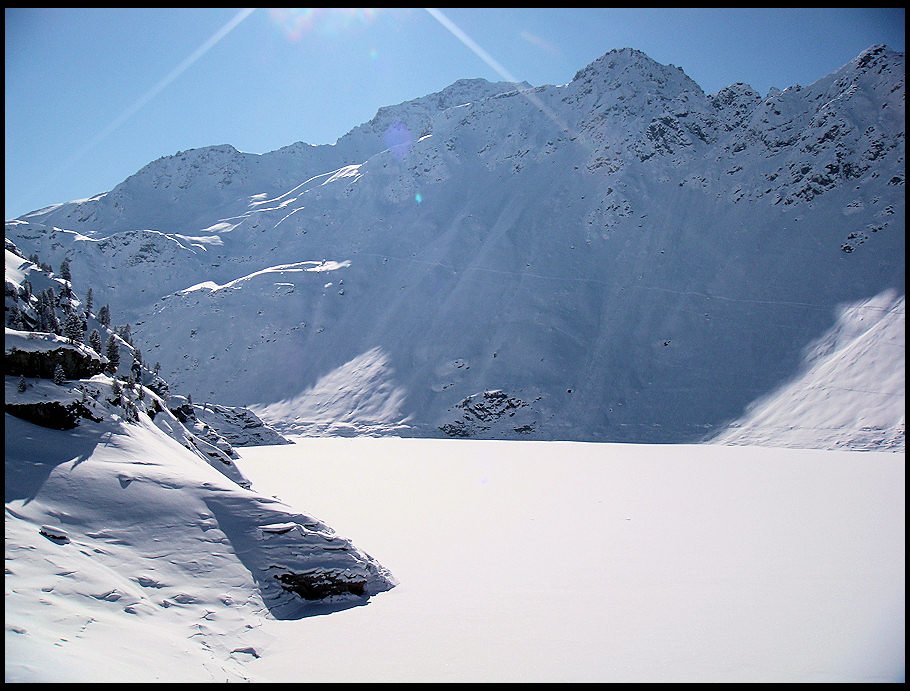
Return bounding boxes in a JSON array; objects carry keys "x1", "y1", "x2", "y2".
[{"x1": 5, "y1": 7, "x2": 905, "y2": 220}]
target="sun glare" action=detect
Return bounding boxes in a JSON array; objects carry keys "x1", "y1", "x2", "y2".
[{"x1": 267, "y1": 8, "x2": 382, "y2": 41}]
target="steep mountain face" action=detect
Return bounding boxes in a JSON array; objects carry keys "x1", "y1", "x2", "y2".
[{"x1": 6, "y1": 46, "x2": 904, "y2": 446}]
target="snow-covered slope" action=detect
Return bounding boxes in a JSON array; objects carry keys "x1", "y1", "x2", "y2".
[
  {"x1": 5, "y1": 408, "x2": 395, "y2": 681},
  {"x1": 712, "y1": 290, "x2": 904, "y2": 450},
  {"x1": 6, "y1": 46, "x2": 904, "y2": 448},
  {"x1": 4, "y1": 251, "x2": 396, "y2": 681}
]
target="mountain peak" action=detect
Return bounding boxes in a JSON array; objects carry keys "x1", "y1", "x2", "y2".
[
  {"x1": 854, "y1": 43, "x2": 900, "y2": 66},
  {"x1": 569, "y1": 46, "x2": 705, "y2": 105},
  {"x1": 368, "y1": 76, "x2": 531, "y2": 125},
  {"x1": 434, "y1": 76, "x2": 532, "y2": 103},
  {"x1": 335, "y1": 76, "x2": 529, "y2": 156}
]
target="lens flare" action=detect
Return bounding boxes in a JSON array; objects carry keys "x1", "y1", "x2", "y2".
[
  {"x1": 519, "y1": 30, "x2": 562, "y2": 58},
  {"x1": 19, "y1": 7, "x2": 256, "y2": 212},
  {"x1": 424, "y1": 8, "x2": 573, "y2": 137},
  {"x1": 268, "y1": 8, "x2": 381, "y2": 41},
  {"x1": 383, "y1": 120, "x2": 413, "y2": 162}
]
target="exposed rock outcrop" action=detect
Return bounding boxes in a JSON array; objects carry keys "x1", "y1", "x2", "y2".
[
  {"x1": 5, "y1": 398, "x2": 100, "y2": 430},
  {"x1": 440, "y1": 390, "x2": 537, "y2": 438},
  {"x1": 5, "y1": 341, "x2": 104, "y2": 380}
]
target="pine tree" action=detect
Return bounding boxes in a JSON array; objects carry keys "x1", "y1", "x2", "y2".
[
  {"x1": 34, "y1": 299, "x2": 47, "y2": 331},
  {"x1": 119, "y1": 323, "x2": 133, "y2": 346},
  {"x1": 149, "y1": 375, "x2": 169, "y2": 398},
  {"x1": 97, "y1": 304, "x2": 111, "y2": 328},
  {"x1": 6, "y1": 305, "x2": 23, "y2": 329},
  {"x1": 131, "y1": 349, "x2": 143, "y2": 383},
  {"x1": 64, "y1": 311, "x2": 83, "y2": 344},
  {"x1": 89, "y1": 329, "x2": 103, "y2": 355},
  {"x1": 36, "y1": 302, "x2": 51, "y2": 332},
  {"x1": 53, "y1": 363, "x2": 66, "y2": 385},
  {"x1": 41, "y1": 287, "x2": 56, "y2": 307},
  {"x1": 105, "y1": 334, "x2": 120, "y2": 374},
  {"x1": 124, "y1": 401, "x2": 139, "y2": 423},
  {"x1": 84, "y1": 287, "x2": 93, "y2": 315},
  {"x1": 17, "y1": 375, "x2": 27, "y2": 393},
  {"x1": 38, "y1": 300, "x2": 61, "y2": 335},
  {"x1": 59, "y1": 258, "x2": 71, "y2": 283}
]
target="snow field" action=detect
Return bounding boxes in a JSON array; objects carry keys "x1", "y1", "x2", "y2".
[{"x1": 234, "y1": 436, "x2": 905, "y2": 682}]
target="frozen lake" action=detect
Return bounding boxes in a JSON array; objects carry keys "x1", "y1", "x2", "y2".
[{"x1": 234, "y1": 437, "x2": 905, "y2": 683}]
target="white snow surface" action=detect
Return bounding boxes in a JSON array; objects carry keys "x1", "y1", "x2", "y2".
[
  {"x1": 233, "y1": 438, "x2": 905, "y2": 683},
  {"x1": 5, "y1": 406, "x2": 395, "y2": 683},
  {"x1": 6, "y1": 328, "x2": 103, "y2": 364},
  {"x1": 7, "y1": 431, "x2": 902, "y2": 682}
]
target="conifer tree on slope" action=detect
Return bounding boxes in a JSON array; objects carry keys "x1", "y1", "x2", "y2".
[
  {"x1": 88, "y1": 329, "x2": 103, "y2": 355},
  {"x1": 63, "y1": 311, "x2": 83, "y2": 345},
  {"x1": 97, "y1": 304, "x2": 111, "y2": 328},
  {"x1": 105, "y1": 334, "x2": 120, "y2": 374},
  {"x1": 6, "y1": 304, "x2": 23, "y2": 329}
]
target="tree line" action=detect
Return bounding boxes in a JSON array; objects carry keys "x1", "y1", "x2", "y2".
[{"x1": 7, "y1": 252, "x2": 168, "y2": 398}]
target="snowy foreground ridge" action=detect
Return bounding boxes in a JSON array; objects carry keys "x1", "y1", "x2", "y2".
[
  {"x1": 5, "y1": 401, "x2": 396, "y2": 681},
  {"x1": 4, "y1": 44, "x2": 906, "y2": 682},
  {"x1": 5, "y1": 250, "x2": 395, "y2": 681}
]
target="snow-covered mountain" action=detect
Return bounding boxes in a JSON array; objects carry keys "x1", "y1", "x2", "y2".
[
  {"x1": 6, "y1": 45, "x2": 904, "y2": 448},
  {"x1": 4, "y1": 44, "x2": 905, "y2": 683}
]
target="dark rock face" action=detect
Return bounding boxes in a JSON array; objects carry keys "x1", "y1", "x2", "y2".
[
  {"x1": 440, "y1": 390, "x2": 533, "y2": 438},
  {"x1": 5, "y1": 400, "x2": 84, "y2": 430},
  {"x1": 274, "y1": 570, "x2": 367, "y2": 600},
  {"x1": 196, "y1": 404, "x2": 292, "y2": 447},
  {"x1": 168, "y1": 402, "x2": 195, "y2": 423},
  {"x1": 38, "y1": 525, "x2": 70, "y2": 543},
  {"x1": 5, "y1": 346, "x2": 103, "y2": 380}
]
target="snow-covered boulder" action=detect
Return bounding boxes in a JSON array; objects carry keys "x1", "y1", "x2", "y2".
[{"x1": 5, "y1": 329, "x2": 104, "y2": 380}]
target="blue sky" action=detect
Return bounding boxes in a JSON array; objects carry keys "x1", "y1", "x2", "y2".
[{"x1": 5, "y1": 7, "x2": 905, "y2": 220}]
